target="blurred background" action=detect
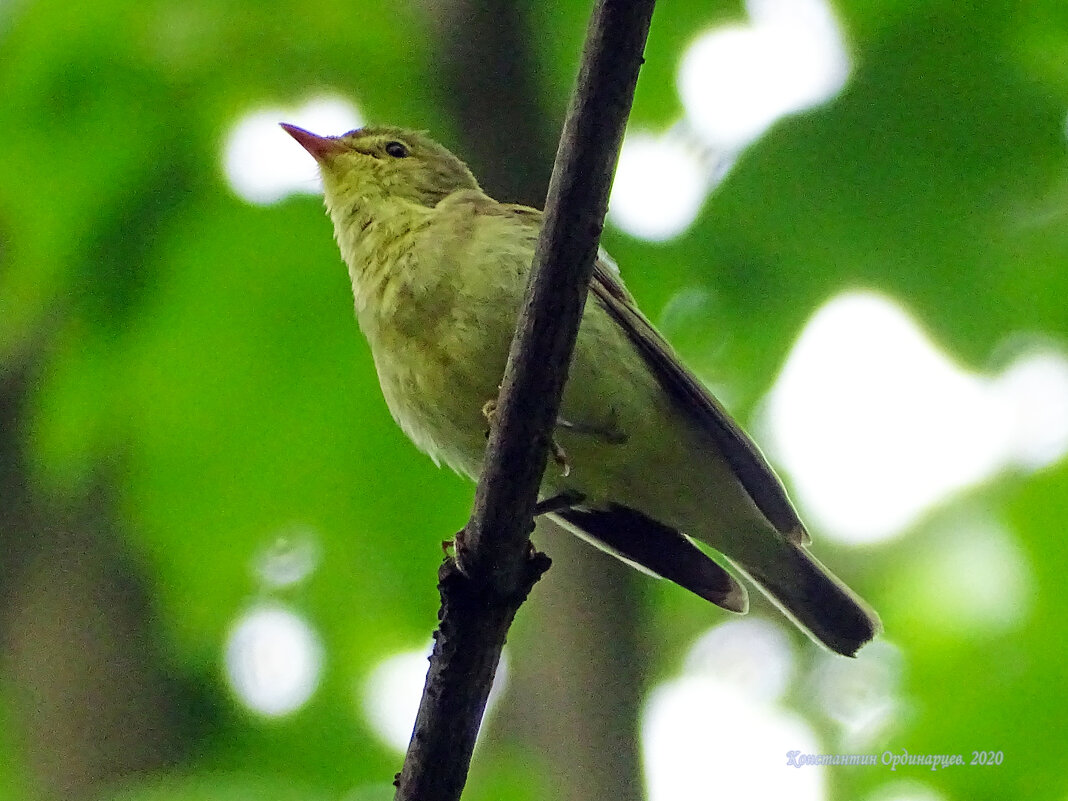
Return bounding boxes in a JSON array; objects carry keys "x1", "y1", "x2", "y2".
[{"x1": 2, "y1": 0, "x2": 1067, "y2": 799}]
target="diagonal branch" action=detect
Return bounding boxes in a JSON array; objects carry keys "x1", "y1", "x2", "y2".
[{"x1": 393, "y1": 1, "x2": 657, "y2": 800}]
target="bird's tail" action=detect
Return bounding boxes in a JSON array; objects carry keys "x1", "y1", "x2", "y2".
[{"x1": 725, "y1": 538, "x2": 881, "y2": 657}]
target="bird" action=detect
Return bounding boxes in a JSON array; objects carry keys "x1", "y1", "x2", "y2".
[{"x1": 281, "y1": 122, "x2": 881, "y2": 656}]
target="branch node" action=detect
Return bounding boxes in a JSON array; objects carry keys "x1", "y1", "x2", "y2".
[{"x1": 440, "y1": 549, "x2": 552, "y2": 612}]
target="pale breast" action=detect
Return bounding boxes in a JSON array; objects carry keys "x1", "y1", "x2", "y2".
[
  {"x1": 359, "y1": 229, "x2": 525, "y2": 477},
  {"x1": 369, "y1": 313, "x2": 509, "y2": 478}
]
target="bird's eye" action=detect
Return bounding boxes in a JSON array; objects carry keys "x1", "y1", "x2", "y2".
[{"x1": 384, "y1": 141, "x2": 409, "y2": 158}]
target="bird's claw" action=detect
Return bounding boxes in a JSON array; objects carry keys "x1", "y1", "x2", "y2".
[
  {"x1": 483, "y1": 395, "x2": 570, "y2": 475},
  {"x1": 481, "y1": 398, "x2": 498, "y2": 438},
  {"x1": 551, "y1": 437, "x2": 571, "y2": 477}
]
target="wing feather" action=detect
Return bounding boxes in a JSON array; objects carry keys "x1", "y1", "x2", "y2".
[
  {"x1": 589, "y1": 259, "x2": 809, "y2": 544},
  {"x1": 552, "y1": 504, "x2": 748, "y2": 613},
  {"x1": 487, "y1": 201, "x2": 810, "y2": 545}
]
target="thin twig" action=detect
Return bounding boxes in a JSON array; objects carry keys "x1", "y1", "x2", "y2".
[{"x1": 393, "y1": 2, "x2": 657, "y2": 799}]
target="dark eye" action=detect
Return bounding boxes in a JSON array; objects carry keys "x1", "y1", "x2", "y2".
[{"x1": 384, "y1": 141, "x2": 409, "y2": 158}]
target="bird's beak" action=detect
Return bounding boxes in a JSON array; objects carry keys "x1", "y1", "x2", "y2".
[{"x1": 280, "y1": 123, "x2": 347, "y2": 161}]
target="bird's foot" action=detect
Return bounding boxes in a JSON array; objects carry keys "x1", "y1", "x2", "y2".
[{"x1": 484, "y1": 396, "x2": 571, "y2": 476}]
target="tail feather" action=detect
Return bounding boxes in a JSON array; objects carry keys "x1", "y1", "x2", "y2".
[
  {"x1": 546, "y1": 503, "x2": 879, "y2": 656},
  {"x1": 726, "y1": 540, "x2": 881, "y2": 657}
]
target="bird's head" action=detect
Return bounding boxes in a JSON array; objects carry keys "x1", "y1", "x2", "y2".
[{"x1": 280, "y1": 124, "x2": 480, "y2": 211}]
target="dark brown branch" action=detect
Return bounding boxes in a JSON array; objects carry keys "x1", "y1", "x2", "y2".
[{"x1": 392, "y1": 1, "x2": 657, "y2": 800}]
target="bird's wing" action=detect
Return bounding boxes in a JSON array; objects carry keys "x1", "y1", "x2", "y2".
[
  {"x1": 485, "y1": 202, "x2": 808, "y2": 543},
  {"x1": 588, "y1": 257, "x2": 809, "y2": 544},
  {"x1": 550, "y1": 504, "x2": 748, "y2": 613}
]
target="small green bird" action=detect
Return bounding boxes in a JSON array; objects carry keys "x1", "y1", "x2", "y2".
[{"x1": 282, "y1": 123, "x2": 880, "y2": 656}]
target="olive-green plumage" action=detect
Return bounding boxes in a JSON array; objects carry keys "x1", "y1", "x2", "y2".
[{"x1": 282, "y1": 123, "x2": 880, "y2": 656}]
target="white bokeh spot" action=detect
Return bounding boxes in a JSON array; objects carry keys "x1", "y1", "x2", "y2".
[
  {"x1": 813, "y1": 639, "x2": 904, "y2": 747},
  {"x1": 762, "y1": 290, "x2": 1068, "y2": 543},
  {"x1": 683, "y1": 618, "x2": 796, "y2": 704},
  {"x1": 609, "y1": 132, "x2": 711, "y2": 241},
  {"x1": 679, "y1": 0, "x2": 850, "y2": 150},
  {"x1": 225, "y1": 603, "x2": 324, "y2": 717},
  {"x1": 361, "y1": 645, "x2": 509, "y2": 753},
  {"x1": 644, "y1": 620, "x2": 824, "y2": 801},
  {"x1": 995, "y1": 350, "x2": 1068, "y2": 469},
  {"x1": 223, "y1": 94, "x2": 362, "y2": 205},
  {"x1": 254, "y1": 526, "x2": 322, "y2": 589},
  {"x1": 904, "y1": 517, "x2": 1034, "y2": 635}
]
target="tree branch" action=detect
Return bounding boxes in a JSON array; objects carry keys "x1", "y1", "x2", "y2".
[{"x1": 393, "y1": 1, "x2": 657, "y2": 799}]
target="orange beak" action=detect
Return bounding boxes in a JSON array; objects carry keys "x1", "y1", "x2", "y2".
[{"x1": 280, "y1": 123, "x2": 347, "y2": 161}]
